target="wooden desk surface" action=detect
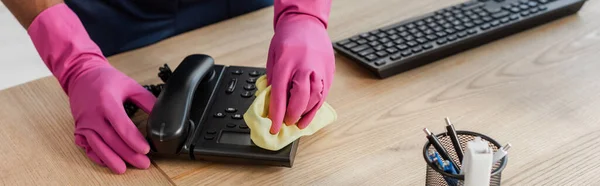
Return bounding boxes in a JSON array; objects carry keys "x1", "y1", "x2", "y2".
[{"x1": 2, "y1": 0, "x2": 600, "y2": 185}]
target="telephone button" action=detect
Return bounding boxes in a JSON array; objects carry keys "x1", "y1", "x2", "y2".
[
  {"x1": 226, "y1": 78, "x2": 237, "y2": 94},
  {"x1": 249, "y1": 71, "x2": 261, "y2": 77},
  {"x1": 204, "y1": 136, "x2": 215, "y2": 140},
  {"x1": 247, "y1": 78, "x2": 256, "y2": 83},
  {"x1": 232, "y1": 114, "x2": 243, "y2": 120},
  {"x1": 244, "y1": 84, "x2": 256, "y2": 91},
  {"x1": 214, "y1": 112, "x2": 226, "y2": 118},
  {"x1": 226, "y1": 123, "x2": 237, "y2": 128},
  {"x1": 225, "y1": 108, "x2": 237, "y2": 113},
  {"x1": 232, "y1": 70, "x2": 243, "y2": 75},
  {"x1": 241, "y1": 91, "x2": 253, "y2": 98},
  {"x1": 207, "y1": 130, "x2": 216, "y2": 134}
]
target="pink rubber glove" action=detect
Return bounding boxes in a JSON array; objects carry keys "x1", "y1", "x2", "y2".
[
  {"x1": 28, "y1": 3, "x2": 156, "y2": 174},
  {"x1": 266, "y1": 0, "x2": 335, "y2": 134}
]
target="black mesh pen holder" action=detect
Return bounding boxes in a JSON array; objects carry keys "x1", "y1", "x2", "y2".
[{"x1": 422, "y1": 131, "x2": 508, "y2": 186}]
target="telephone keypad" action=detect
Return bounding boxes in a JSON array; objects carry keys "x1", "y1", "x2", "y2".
[
  {"x1": 247, "y1": 78, "x2": 256, "y2": 83},
  {"x1": 232, "y1": 70, "x2": 243, "y2": 75},
  {"x1": 249, "y1": 71, "x2": 261, "y2": 77}
]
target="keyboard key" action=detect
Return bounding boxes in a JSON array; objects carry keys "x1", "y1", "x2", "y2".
[
  {"x1": 411, "y1": 46, "x2": 423, "y2": 53},
  {"x1": 368, "y1": 41, "x2": 379, "y2": 47},
  {"x1": 519, "y1": 4, "x2": 529, "y2": 9},
  {"x1": 365, "y1": 54, "x2": 378, "y2": 61},
  {"x1": 369, "y1": 30, "x2": 380, "y2": 35},
  {"x1": 457, "y1": 31, "x2": 467, "y2": 38},
  {"x1": 409, "y1": 28, "x2": 420, "y2": 34},
  {"x1": 401, "y1": 50, "x2": 412, "y2": 57},
  {"x1": 479, "y1": 12, "x2": 489, "y2": 17},
  {"x1": 480, "y1": 23, "x2": 491, "y2": 30},
  {"x1": 474, "y1": 19, "x2": 484, "y2": 25},
  {"x1": 374, "y1": 59, "x2": 387, "y2": 66},
  {"x1": 351, "y1": 45, "x2": 369, "y2": 52},
  {"x1": 337, "y1": 39, "x2": 350, "y2": 45},
  {"x1": 386, "y1": 47, "x2": 398, "y2": 54},
  {"x1": 418, "y1": 25, "x2": 429, "y2": 31},
  {"x1": 465, "y1": 22, "x2": 475, "y2": 28},
  {"x1": 462, "y1": 2, "x2": 484, "y2": 10},
  {"x1": 491, "y1": 20, "x2": 500, "y2": 26},
  {"x1": 539, "y1": 5, "x2": 547, "y2": 10},
  {"x1": 399, "y1": 31, "x2": 410, "y2": 37},
  {"x1": 407, "y1": 41, "x2": 419, "y2": 47},
  {"x1": 528, "y1": 1, "x2": 538, "y2": 7},
  {"x1": 521, "y1": 10, "x2": 530, "y2": 16},
  {"x1": 386, "y1": 29, "x2": 397, "y2": 35},
  {"x1": 530, "y1": 7, "x2": 539, "y2": 13},
  {"x1": 436, "y1": 31, "x2": 447, "y2": 37},
  {"x1": 445, "y1": 29, "x2": 456, "y2": 34},
  {"x1": 486, "y1": 7, "x2": 502, "y2": 13},
  {"x1": 416, "y1": 20, "x2": 426, "y2": 25},
  {"x1": 417, "y1": 38, "x2": 428, "y2": 44},
  {"x1": 389, "y1": 34, "x2": 400, "y2": 40},
  {"x1": 510, "y1": 7, "x2": 521, "y2": 13},
  {"x1": 422, "y1": 43, "x2": 433, "y2": 49},
  {"x1": 358, "y1": 48, "x2": 375, "y2": 56},
  {"x1": 455, "y1": 14, "x2": 465, "y2": 19},
  {"x1": 396, "y1": 44, "x2": 409, "y2": 50},
  {"x1": 357, "y1": 39, "x2": 368, "y2": 44},
  {"x1": 394, "y1": 39, "x2": 405, "y2": 44},
  {"x1": 378, "y1": 38, "x2": 390, "y2": 43},
  {"x1": 374, "y1": 45, "x2": 385, "y2": 51},
  {"x1": 443, "y1": 23, "x2": 453, "y2": 28},
  {"x1": 414, "y1": 32, "x2": 425, "y2": 38},
  {"x1": 501, "y1": 17, "x2": 510, "y2": 23},
  {"x1": 467, "y1": 29, "x2": 478, "y2": 35},
  {"x1": 452, "y1": 20, "x2": 462, "y2": 26},
  {"x1": 447, "y1": 35, "x2": 457, "y2": 41},
  {"x1": 433, "y1": 26, "x2": 444, "y2": 31},
  {"x1": 492, "y1": 11, "x2": 510, "y2": 18},
  {"x1": 428, "y1": 22, "x2": 438, "y2": 28},
  {"x1": 367, "y1": 36, "x2": 378, "y2": 41},
  {"x1": 350, "y1": 36, "x2": 360, "y2": 41},
  {"x1": 426, "y1": 35, "x2": 437, "y2": 40},
  {"x1": 390, "y1": 53, "x2": 403, "y2": 60},
  {"x1": 343, "y1": 42, "x2": 358, "y2": 49},
  {"x1": 407, "y1": 23, "x2": 416, "y2": 28},
  {"x1": 425, "y1": 18, "x2": 435, "y2": 23},
  {"x1": 437, "y1": 38, "x2": 448, "y2": 45},
  {"x1": 424, "y1": 29, "x2": 435, "y2": 35},
  {"x1": 455, "y1": 26, "x2": 466, "y2": 31},
  {"x1": 377, "y1": 32, "x2": 387, "y2": 38},
  {"x1": 510, "y1": 14, "x2": 519, "y2": 20},
  {"x1": 360, "y1": 33, "x2": 370, "y2": 38},
  {"x1": 483, "y1": 16, "x2": 493, "y2": 21},
  {"x1": 384, "y1": 42, "x2": 395, "y2": 47},
  {"x1": 502, "y1": 4, "x2": 512, "y2": 10},
  {"x1": 376, "y1": 51, "x2": 388, "y2": 57},
  {"x1": 405, "y1": 36, "x2": 415, "y2": 41}
]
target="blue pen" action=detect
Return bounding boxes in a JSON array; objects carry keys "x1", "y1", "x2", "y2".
[{"x1": 431, "y1": 151, "x2": 458, "y2": 186}]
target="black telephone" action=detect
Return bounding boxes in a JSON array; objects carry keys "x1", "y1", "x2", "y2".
[{"x1": 125, "y1": 54, "x2": 299, "y2": 167}]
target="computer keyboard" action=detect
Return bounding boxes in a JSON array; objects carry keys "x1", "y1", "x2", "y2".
[{"x1": 333, "y1": 0, "x2": 587, "y2": 78}]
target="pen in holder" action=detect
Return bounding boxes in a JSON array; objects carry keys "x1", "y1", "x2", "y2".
[{"x1": 423, "y1": 130, "x2": 508, "y2": 186}]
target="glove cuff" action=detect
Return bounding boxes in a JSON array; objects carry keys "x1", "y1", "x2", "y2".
[{"x1": 28, "y1": 3, "x2": 109, "y2": 94}]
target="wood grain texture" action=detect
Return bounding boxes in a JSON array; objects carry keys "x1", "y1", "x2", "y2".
[{"x1": 2, "y1": 0, "x2": 600, "y2": 185}]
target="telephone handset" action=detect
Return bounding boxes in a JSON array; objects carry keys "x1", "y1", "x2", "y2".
[{"x1": 126, "y1": 54, "x2": 298, "y2": 167}]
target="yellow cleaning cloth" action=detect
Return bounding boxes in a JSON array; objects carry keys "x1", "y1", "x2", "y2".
[{"x1": 243, "y1": 76, "x2": 337, "y2": 151}]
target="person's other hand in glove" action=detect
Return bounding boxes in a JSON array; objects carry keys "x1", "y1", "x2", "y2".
[{"x1": 267, "y1": 0, "x2": 335, "y2": 134}]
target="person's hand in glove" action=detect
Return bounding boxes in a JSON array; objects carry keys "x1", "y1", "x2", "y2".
[
  {"x1": 27, "y1": 3, "x2": 155, "y2": 174},
  {"x1": 266, "y1": 0, "x2": 335, "y2": 134}
]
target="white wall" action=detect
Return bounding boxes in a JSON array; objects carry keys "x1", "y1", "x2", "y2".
[{"x1": 0, "y1": 2, "x2": 51, "y2": 90}]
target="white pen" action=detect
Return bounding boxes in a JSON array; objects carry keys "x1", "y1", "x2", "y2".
[{"x1": 492, "y1": 143, "x2": 511, "y2": 164}]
